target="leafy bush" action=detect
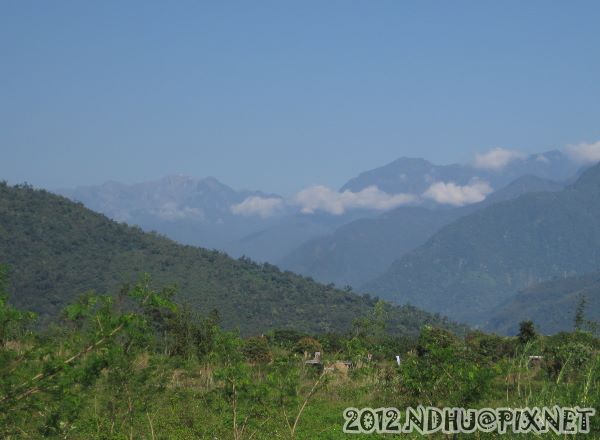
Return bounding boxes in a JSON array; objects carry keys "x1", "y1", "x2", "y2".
[
  {"x1": 242, "y1": 336, "x2": 273, "y2": 363},
  {"x1": 293, "y1": 337, "x2": 322, "y2": 356},
  {"x1": 398, "y1": 326, "x2": 498, "y2": 406}
]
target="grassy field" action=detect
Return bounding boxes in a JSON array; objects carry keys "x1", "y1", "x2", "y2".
[{"x1": 1, "y1": 278, "x2": 598, "y2": 439}]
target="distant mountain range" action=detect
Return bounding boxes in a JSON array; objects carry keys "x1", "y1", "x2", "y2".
[
  {"x1": 0, "y1": 182, "x2": 464, "y2": 337},
  {"x1": 281, "y1": 175, "x2": 564, "y2": 288},
  {"x1": 58, "y1": 175, "x2": 285, "y2": 251},
  {"x1": 341, "y1": 150, "x2": 578, "y2": 197},
  {"x1": 363, "y1": 162, "x2": 600, "y2": 327},
  {"x1": 57, "y1": 150, "x2": 581, "y2": 266}
]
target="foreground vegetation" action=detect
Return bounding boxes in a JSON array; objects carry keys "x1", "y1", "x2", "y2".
[{"x1": 1, "y1": 269, "x2": 598, "y2": 439}]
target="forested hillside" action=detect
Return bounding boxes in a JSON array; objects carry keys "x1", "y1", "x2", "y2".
[
  {"x1": 0, "y1": 182, "x2": 462, "y2": 336},
  {"x1": 488, "y1": 271, "x2": 600, "y2": 335},
  {"x1": 364, "y1": 163, "x2": 600, "y2": 326}
]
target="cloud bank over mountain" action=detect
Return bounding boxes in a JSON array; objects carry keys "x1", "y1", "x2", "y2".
[
  {"x1": 229, "y1": 141, "x2": 600, "y2": 217},
  {"x1": 231, "y1": 179, "x2": 495, "y2": 216},
  {"x1": 230, "y1": 185, "x2": 417, "y2": 217},
  {"x1": 473, "y1": 142, "x2": 600, "y2": 171},
  {"x1": 293, "y1": 185, "x2": 416, "y2": 215},
  {"x1": 565, "y1": 141, "x2": 600, "y2": 164},
  {"x1": 423, "y1": 179, "x2": 493, "y2": 206},
  {"x1": 473, "y1": 148, "x2": 527, "y2": 170},
  {"x1": 230, "y1": 196, "x2": 284, "y2": 218}
]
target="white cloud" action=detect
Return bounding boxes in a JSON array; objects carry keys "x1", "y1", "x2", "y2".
[
  {"x1": 153, "y1": 203, "x2": 205, "y2": 220},
  {"x1": 473, "y1": 148, "x2": 527, "y2": 170},
  {"x1": 294, "y1": 185, "x2": 416, "y2": 215},
  {"x1": 423, "y1": 180, "x2": 493, "y2": 206},
  {"x1": 565, "y1": 141, "x2": 600, "y2": 164},
  {"x1": 230, "y1": 196, "x2": 283, "y2": 218},
  {"x1": 535, "y1": 154, "x2": 550, "y2": 164}
]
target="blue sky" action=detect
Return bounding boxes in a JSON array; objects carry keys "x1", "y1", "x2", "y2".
[{"x1": 1, "y1": 1, "x2": 600, "y2": 195}]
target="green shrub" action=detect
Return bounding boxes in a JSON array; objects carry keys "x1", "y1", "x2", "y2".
[
  {"x1": 293, "y1": 336, "x2": 322, "y2": 356},
  {"x1": 242, "y1": 336, "x2": 273, "y2": 363}
]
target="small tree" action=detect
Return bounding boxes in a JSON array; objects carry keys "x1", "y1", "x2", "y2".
[
  {"x1": 293, "y1": 337, "x2": 322, "y2": 356},
  {"x1": 242, "y1": 336, "x2": 272, "y2": 363},
  {"x1": 398, "y1": 326, "x2": 496, "y2": 406},
  {"x1": 574, "y1": 294, "x2": 587, "y2": 332},
  {"x1": 352, "y1": 300, "x2": 387, "y2": 340},
  {"x1": 518, "y1": 320, "x2": 536, "y2": 344}
]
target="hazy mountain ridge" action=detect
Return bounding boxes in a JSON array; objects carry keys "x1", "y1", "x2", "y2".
[
  {"x1": 362, "y1": 162, "x2": 600, "y2": 327},
  {"x1": 60, "y1": 175, "x2": 271, "y2": 222},
  {"x1": 58, "y1": 175, "x2": 286, "y2": 251},
  {"x1": 227, "y1": 209, "x2": 379, "y2": 263},
  {"x1": 280, "y1": 175, "x2": 564, "y2": 288},
  {"x1": 57, "y1": 151, "x2": 580, "y2": 266},
  {"x1": 341, "y1": 150, "x2": 577, "y2": 196}
]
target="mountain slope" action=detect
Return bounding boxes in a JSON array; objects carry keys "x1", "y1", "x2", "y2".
[
  {"x1": 487, "y1": 271, "x2": 600, "y2": 335},
  {"x1": 280, "y1": 207, "x2": 459, "y2": 287},
  {"x1": 227, "y1": 211, "x2": 373, "y2": 263},
  {"x1": 281, "y1": 176, "x2": 563, "y2": 287},
  {"x1": 0, "y1": 182, "x2": 464, "y2": 336},
  {"x1": 362, "y1": 163, "x2": 600, "y2": 325}
]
